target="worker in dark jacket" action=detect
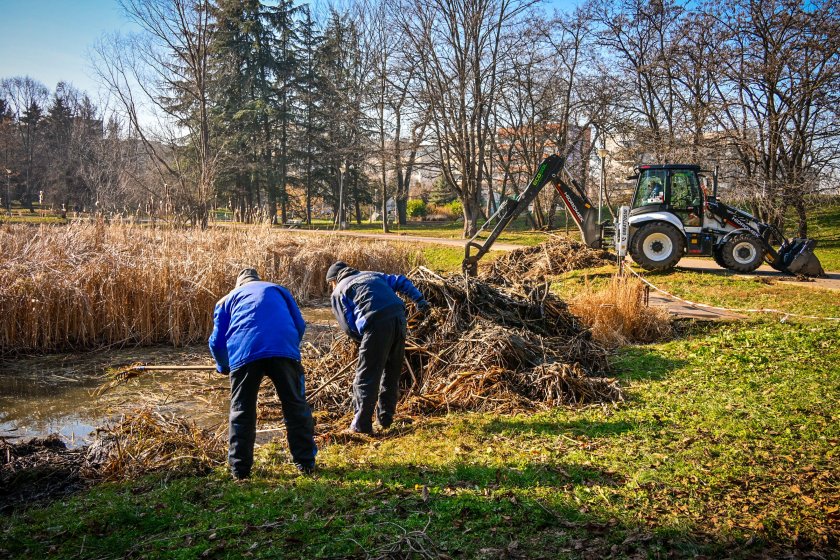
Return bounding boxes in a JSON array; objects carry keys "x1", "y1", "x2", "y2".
[
  {"x1": 326, "y1": 261, "x2": 429, "y2": 434},
  {"x1": 209, "y1": 268, "x2": 317, "y2": 479}
]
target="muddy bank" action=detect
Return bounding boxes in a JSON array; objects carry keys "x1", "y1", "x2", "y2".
[
  {"x1": 0, "y1": 435, "x2": 88, "y2": 511},
  {"x1": 0, "y1": 307, "x2": 337, "y2": 444},
  {"x1": 0, "y1": 307, "x2": 338, "y2": 511}
]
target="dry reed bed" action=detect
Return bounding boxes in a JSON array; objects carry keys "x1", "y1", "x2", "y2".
[{"x1": 0, "y1": 222, "x2": 419, "y2": 355}]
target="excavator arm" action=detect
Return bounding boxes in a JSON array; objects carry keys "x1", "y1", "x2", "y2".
[{"x1": 463, "y1": 154, "x2": 605, "y2": 275}]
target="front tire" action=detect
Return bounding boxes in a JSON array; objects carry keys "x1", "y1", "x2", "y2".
[
  {"x1": 720, "y1": 233, "x2": 765, "y2": 273},
  {"x1": 630, "y1": 222, "x2": 685, "y2": 271}
]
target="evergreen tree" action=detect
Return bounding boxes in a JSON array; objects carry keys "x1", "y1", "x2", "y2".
[
  {"x1": 292, "y1": 4, "x2": 324, "y2": 224},
  {"x1": 265, "y1": 0, "x2": 300, "y2": 223},
  {"x1": 211, "y1": 0, "x2": 277, "y2": 222}
]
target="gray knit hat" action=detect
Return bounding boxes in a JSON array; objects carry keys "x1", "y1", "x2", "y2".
[
  {"x1": 236, "y1": 267, "x2": 260, "y2": 288},
  {"x1": 326, "y1": 261, "x2": 348, "y2": 282}
]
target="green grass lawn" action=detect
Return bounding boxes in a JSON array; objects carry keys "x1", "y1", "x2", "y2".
[
  {"x1": 809, "y1": 202, "x2": 840, "y2": 272},
  {"x1": 297, "y1": 215, "x2": 565, "y2": 247},
  {"x1": 1, "y1": 318, "x2": 836, "y2": 559},
  {"x1": 0, "y1": 215, "x2": 67, "y2": 224}
]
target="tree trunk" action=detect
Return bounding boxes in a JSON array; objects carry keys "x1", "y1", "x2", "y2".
[
  {"x1": 793, "y1": 195, "x2": 808, "y2": 238},
  {"x1": 462, "y1": 192, "x2": 480, "y2": 237}
]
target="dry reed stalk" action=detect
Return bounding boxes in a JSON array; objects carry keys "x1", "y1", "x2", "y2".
[
  {"x1": 0, "y1": 221, "x2": 419, "y2": 354},
  {"x1": 569, "y1": 274, "x2": 673, "y2": 348}
]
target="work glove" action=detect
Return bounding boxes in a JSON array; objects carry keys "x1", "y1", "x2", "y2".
[{"x1": 416, "y1": 300, "x2": 431, "y2": 316}]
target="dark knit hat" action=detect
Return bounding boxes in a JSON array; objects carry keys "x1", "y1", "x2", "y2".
[
  {"x1": 326, "y1": 261, "x2": 348, "y2": 282},
  {"x1": 236, "y1": 267, "x2": 260, "y2": 288}
]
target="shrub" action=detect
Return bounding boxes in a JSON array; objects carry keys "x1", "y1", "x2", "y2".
[
  {"x1": 406, "y1": 199, "x2": 427, "y2": 219},
  {"x1": 446, "y1": 200, "x2": 463, "y2": 217}
]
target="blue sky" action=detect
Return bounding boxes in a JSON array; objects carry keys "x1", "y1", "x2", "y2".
[
  {"x1": 0, "y1": 0, "x2": 136, "y2": 96},
  {"x1": 0, "y1": 0, "x2": 580, "y2": 99}
]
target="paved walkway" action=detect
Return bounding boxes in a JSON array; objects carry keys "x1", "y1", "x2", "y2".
[
  {"x1": 286, "y1": 228, "x2": 524, "y2": 251},
  {"x1": 675, "y1": 257, "x2": 840, "y2": 291},
  {"x1": 288, "y1": 228, "x2": 837, "y2": 319},
  {"x1": 646, "y1": 292, "x2": 745, "y2": 321}
]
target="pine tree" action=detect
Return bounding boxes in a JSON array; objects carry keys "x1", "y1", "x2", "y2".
[
  {"x1": 265, "y1": 0, "x2": 300, "y2": 224},
  {"x1": 210, "y1": 0, "x2": 276, "y2": 222},
  {"x1": 292, "y1": 5, "x2": 324, "y2": 224}
]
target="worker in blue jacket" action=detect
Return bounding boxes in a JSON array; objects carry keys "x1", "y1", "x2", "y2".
[
  {"x1": 209, "y1": 268, "x2": 317, "y2": 479},
  {"x1": 326, "y1": 261, "x2": 429, "y2": 434}
]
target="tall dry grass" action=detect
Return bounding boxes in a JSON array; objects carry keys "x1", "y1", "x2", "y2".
[
  {"x1": 569, "y1": 274, "x2": 673, "y2": 348},
  {"x1": 0, "y1": 222, "x2": 419, "y2": 354}
]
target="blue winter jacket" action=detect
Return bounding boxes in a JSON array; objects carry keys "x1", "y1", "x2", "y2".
[
  {"x1": 209, "y1": 281, "x2": 306, "y2": 373},
  {"x1": 331, "y1": 269, "x2": 426, "y2": 341}
]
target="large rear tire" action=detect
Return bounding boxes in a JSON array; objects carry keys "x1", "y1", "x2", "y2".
[
  {"x1": 712, "y1": 245, "x2": 727, "y2": 269},
  {"x1": 629, "y1": 222, "x2": 685, "y2": 271},
  {"x1": 720, "y1": 233, "x2": 765, "y2": 273}
]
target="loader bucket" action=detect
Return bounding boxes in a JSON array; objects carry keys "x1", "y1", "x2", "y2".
[{"x1": 777, "y1": 238, "x2": 824, "y2": 277}]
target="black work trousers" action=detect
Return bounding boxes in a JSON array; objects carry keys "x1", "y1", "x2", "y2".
[
  {"x1": 228, "y1": 357, "x2": 317, "y2": 478},
  {"x1": 350, "y1": 314, "x2": 407, "y2": 433}
]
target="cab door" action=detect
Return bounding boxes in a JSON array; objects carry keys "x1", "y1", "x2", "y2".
[
  {"x1": 669, "y1": 169, "x2": 710, "y2": 255},
  {"x1": 668, "y1": 170, "x2": 703, "y2": 229}
]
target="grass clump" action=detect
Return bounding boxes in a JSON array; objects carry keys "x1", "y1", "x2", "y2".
[
  {"x1": 0, "y1": 221, "x2": 419, "y2": 354},
  {"x1": 569, "y1": 273, "x2": 673, "y2": 348}
]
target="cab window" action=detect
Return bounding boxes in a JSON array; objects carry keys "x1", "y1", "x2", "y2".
[
  {"x1": 633, "y1": 169, "x2": 667, "y2": 208},
  {"x1": 669, "y1": 171, "x2": 701, "y2": 208}
]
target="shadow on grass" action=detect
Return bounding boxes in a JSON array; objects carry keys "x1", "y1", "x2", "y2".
[
  {"x1": 611, "y1": 347, "x2": 688, "y2": 382},
  {"x1": 4, "y1": 427, "x2": 833, "y2": 560},
  {"x1": 306, "y1": 458, "x2": 626, "y2": 491},
  {"x1": 3, "y1": 460, "x2": 821, "y2": 560}
]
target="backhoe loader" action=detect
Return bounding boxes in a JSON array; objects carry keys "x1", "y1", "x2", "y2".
[{"x1": 463, "y1": 155, "x2": 823, "y2": 277}]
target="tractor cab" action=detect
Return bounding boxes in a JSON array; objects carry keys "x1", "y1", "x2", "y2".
[{"x1": 630, "y1": 165, "x2": 705, "y2": 229}]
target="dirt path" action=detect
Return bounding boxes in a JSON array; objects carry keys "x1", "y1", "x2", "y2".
[{"x1": 675, "y1": 257, "x2": 840, "y2": 291}]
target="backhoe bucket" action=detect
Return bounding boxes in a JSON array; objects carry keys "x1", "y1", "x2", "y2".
[{"x1": 777, "y1": 238, "x2": 824, "y2": 277}]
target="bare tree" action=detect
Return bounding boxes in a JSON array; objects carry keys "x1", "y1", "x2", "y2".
[
  {"x1": 93, "y1": 0, "x2": 218, "y2": 227},
  {"x1": 492, "y1": 5, "x2": 612, "y2": 228},
  {"x1": 400, "y1": 0, "x2": 531, "y2": 237},
  {"x1": 708, "y1": 0, "x2": 840, "y2": 236}
]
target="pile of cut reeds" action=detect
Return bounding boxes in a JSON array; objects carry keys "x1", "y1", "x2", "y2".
[
  {"x1": 480, "y1": 234, "x2": 613, "y2": 283},
  {"x1": 0, "y1": 221, "x2": 419, "y2": 354},
  {"x1": 1, "y1": 412, "x2": 227, "y2": 509},
  {"x1": 306, "y1": 267, "x2": 622, "y2": 414},
  {"x1": 86, "y1": 409, "x2": 226, "y2": 480}
]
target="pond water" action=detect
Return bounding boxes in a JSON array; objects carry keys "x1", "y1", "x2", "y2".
[{"x1": 0, "y1": 307, "x2": 338, "y2": 447}]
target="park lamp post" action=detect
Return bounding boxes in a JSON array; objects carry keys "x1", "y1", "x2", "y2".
[
  {"x1": 336, "y1": 164, "x2": 354, "y2": 230},
  {"x1": 4, "y1": 168, "x2": 12, "y2": 216},
  {"x1": 596, "y1": 147, "x2": 608, "y2": 224}
]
